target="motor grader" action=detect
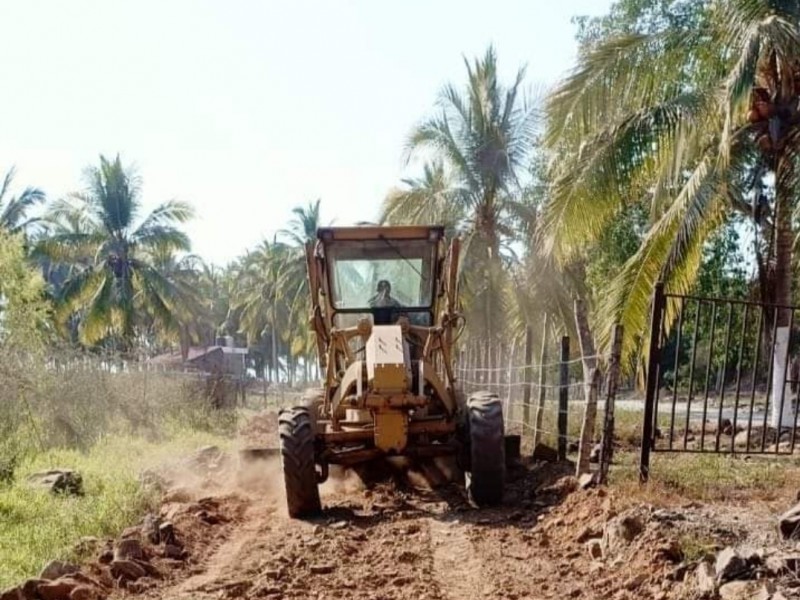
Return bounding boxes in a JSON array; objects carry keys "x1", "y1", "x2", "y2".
[{"x1": 278, "y1": 225, "x2": 505, "y2": 518}]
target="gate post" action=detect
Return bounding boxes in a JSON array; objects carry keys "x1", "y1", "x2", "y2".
[
  {"x1": 558, "y1": 336, "x2": 570, "y2": 461},
  {"x1": 640, "y1": 282, "x2": 665, "y2": 482}
]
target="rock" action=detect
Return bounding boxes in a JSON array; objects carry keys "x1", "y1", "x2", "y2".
[
  {"x1": 21, "y1": 580, "x2": 46, "y2": 600},
  {"x1": 0, "y1": 588, "x2": 22, "y2": 600},
  {"x1": 576, "y1": 525, "x2": 602, "y2": 543},
  {"x1": 110, "y1": 560, "x2": 146, "y2": 582},
  {"x1": 68, "y1": 587, "x2": 96, "y2": 600},
  {"x1": 603, "y1": 511, "x2": 644, "y2": 552},
  {"x1": 654, "y1": 540, "x2": 683, "y2": 563},
  {"x1": 624, "y1": 573, "x2": 647, "y2": 590},
  {"x1": 779, "y1": 502, "x2": 800, "y2": 539},
  {"x1": 37, "y1": 579, "x2": 78, "y2": 600},
  {"x1": 586, "y1": 539, "x2": 603, "y2": 560},
  {"x1": 578, "y1": 473, "x2": 596, "y2": 490},
  {"x1": 27, "y1": 470, "x2": 83, "y2": 496},
  {"x1": 716, "y1": 547, "x2": 749, "y2": 582},
  {"x1": 141, "y1": 513, "x2": 160, "y2": 544},
  {"x1": 718, "y1": 581, "x2": 770, "y2": 600},
  {"x1": 651, "y1": 509, "x2": 687, "y2": 523},
  {"x1": 163, "y1": 544, "x2": 185, "y2": 560},
  {"x1": 158, "y1": 521, "x2": 176, "y2": 545},
  {"x1": 39, "y1": 561, "x2": 80, "y2": 580},
  {"x1": 309, "y1": 564, "x2": 336, "y2": 574},
  {"x1": 113, "y1": 538, "x2": 143, "y2": 562},
  {"x1": 532, "y1": 443, "x2": 558, "y2": 462},
  {"x1": 695, "y1": 562, "x2": 716, "y2": 595}
]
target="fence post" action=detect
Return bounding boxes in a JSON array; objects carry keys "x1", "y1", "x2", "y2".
[
  {"x1": 522, "y1": 327, "x2": 534, "y2": 433},
  {"x1": 558, "y1": 336, "x2": 570, "y2": 461},
  {"x1": 532, "y1": 315, "x2": 549, "y2": 450},
  {"x1": 599, "y1": 324, "x2": 624, "y2": 484},
  {"x1": 575, "y1": 298, "x2": 600, "y2": 476},
  {"x1": 640, "y1": 282, "x2": 665, "y2": 482}
]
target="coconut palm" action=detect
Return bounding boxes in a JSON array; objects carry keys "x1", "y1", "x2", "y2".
[
  {"x1": 233, "y1": 240, "x2": 308, "y2": 383},
  {"x1": 40, "y1": 154, "x2": 193, "y2": 350},
  {"x1": 280, "y1": 199, "x2": 323, "y2": 246},
  {"x1": 544, "y1": 0, "x2": 800, "y2": 425},
  {"x1": 383, "y1": 46, "x2": 538, "y2": 352},
  {"x1": 0, "y1": 167, "x2": 45, "y2": 235}
]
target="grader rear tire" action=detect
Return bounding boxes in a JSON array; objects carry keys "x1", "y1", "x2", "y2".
[
  {"x1": 466, "y1": 392, "x2": 505, "y2": 506},
  {"x1": 279, "y1": 407, "x2": 322, "y2": 518}
]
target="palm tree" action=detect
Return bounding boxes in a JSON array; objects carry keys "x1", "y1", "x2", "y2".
[
  {"x1": 544, "y1": 0, "x2": 800, "y2": 425},
  {"x1": 40, "y1": 154, "x2": 194, "y2": 351},
  {"x1": 383, "y1": 46, "x2": 538, "y2": 356},
  {"x1": 280, "y1": 199, "x2": 323, "y2": 246},
  {"x1": 0, "y1": 167, "x2": 45, "y2": 235}
]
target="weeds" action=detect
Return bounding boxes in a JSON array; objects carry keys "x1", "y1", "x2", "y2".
[{"x1": 0, "y1": 431, "x2": 230, "y2": 588}]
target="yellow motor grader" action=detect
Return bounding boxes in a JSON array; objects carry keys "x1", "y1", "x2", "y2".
[{"x1": 278, "y1": 225, "x2": 505, "y2": 517}]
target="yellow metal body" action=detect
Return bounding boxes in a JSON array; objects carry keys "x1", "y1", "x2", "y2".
[{"x1": 303, "y1": 225, "x2": 462, "y2": 466}]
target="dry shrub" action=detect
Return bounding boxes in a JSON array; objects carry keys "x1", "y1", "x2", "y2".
[{"x1": 0, "y1": 348, "x2": 237, "y2": 466}]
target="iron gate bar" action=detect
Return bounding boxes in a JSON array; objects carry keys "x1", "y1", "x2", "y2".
[
  {"x1": 639, "y1": 282, "x2": 664, "y2": 482},
  {"x1": 714, "y1": 303, "x2": 734, "y2": 452},
  {"x1": 683, "y1": 302, "x2": 703, "y2": 450},
  {"x1": 665, "y1": 292, "x2": 799, "y2": 310},
  {"x1": 700, "y1": 302, "x2": 718, "y2": 451},
  {"x1": 776, "y1": 308, "x2": 795, "y2": 451},
  {"x1": 731, "y1": 303, "x2": 749, "y2": 454},
  {"x1": 669, "y1": 297, "x2": 685, "y2": 450},
  {"x1": 653, "y1": 297, "x2": 668, "y2": 444},
  {"x1": 745, "y1": 305, "x2": 765, "y2": 452}
]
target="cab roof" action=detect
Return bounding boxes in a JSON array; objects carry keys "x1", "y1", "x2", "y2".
[{"x1": 316, "y1": 225, "x2": 444, "y2": 242}]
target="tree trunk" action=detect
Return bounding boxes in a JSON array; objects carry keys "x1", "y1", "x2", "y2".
[
  {"x1": 771, "y1": 155, "x2": 794, "y2": 428},
  {"x1": 575, "y1": 298, "x2": 600, "y2": 476}
]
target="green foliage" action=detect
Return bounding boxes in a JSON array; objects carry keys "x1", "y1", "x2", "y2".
[
  {"x1": 383, "y1": 46, "x2": 541, "y2": 347},
  {"x1": 0, "y1": 231, "x2": 51, "y2": 349},
  {"x1": 545, "y1": 0, "x2": 800, "y2": 369},
  {"x1": 0, "y1": 431, "x2": 229, "y2": 588},
  {"x1": 38, "y1": 155, "x2": 196, "y2": 351}
]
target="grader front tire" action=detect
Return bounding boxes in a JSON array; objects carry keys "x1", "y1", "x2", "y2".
[
  {"x1": 466, "y1": 392, "x2": 505, "y2": 507},
  {"x1": 279, "y1": 407, "x2": 322, "y2": 518}
]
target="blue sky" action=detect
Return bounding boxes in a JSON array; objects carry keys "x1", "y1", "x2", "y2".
[{"x1": 0, "y1": 0, "x2": 612, "y2": 265}]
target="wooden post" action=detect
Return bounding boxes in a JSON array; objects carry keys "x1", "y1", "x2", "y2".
[
  {"x1": 575, "y1": 298, "x2": 600, "y2": 476},
  {"x1": 599, "y1": 325, "x2": 624, "y2": 484},
  {"x1": 532, "y1": 315, "x2": 549, "y2": 450},
  {"x1": 558, "y1": 336, "x2": 570, "y2": 461},
  {"x1": 522, "y1": 326, "x2": 534, "y2": 433},
  {"x1": 640, "y1": 283, "x2": 665, "y2": 482}
]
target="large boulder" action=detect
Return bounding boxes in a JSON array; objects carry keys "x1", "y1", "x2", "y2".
[
  {"x1": 27, "y1": 470, "x2": 83, "y2": 496},
  {"x1": 39, "y1": 561, "x2": 80, "y2": 581},
  {"x1": 779, "y1": 502, "x2": 800, "y2": 539}
]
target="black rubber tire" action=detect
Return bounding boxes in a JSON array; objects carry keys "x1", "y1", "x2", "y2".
[
  {"x1": 279, "y1": 407, "x2": 322, "y2": 518},
  {"x1": 466, "y1": 392, "x2": 505, "y2": 506}
]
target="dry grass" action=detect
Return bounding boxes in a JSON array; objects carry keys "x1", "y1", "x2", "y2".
[{"x1": 610, "y1": 451, "x2": 800, "y2": 504}]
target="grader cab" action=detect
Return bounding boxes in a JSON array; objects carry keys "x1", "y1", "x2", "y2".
[{"x1": 278, "y1": 225, "x2": 506, "y2": 517}]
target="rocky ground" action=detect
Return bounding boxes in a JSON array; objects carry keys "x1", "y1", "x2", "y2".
[{"x1": 4, "y1": 411, "x2": 800, "y2": 600}]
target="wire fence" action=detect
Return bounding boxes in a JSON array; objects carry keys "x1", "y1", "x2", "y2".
[{"x1": 456, "y1": 327, "x2": 625, "y2": 478}]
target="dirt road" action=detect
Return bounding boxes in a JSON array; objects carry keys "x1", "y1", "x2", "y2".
[{"x1": 18, "y1": 412, "x2": 794, "y2": 600}]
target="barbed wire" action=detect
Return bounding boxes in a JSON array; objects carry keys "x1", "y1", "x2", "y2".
[{"x1": 461, "y1": 354, "x2": 605, "y2": 373}]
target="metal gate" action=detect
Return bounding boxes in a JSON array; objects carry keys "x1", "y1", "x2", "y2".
[{"x1": 640, "y1": 283, "x2": 800, "y2": 481}]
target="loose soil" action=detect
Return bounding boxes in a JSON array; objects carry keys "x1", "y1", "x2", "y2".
[{"x1": 12, "y1": 410, "x2": 800, "y2": 600}]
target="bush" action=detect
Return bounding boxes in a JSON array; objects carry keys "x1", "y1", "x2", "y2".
[{"x1": 0, "y1": 350, "x2": 238, "y2": 464}]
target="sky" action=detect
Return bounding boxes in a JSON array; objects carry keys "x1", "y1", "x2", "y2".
[{"x1": 0, "y1": 0, "x2": 612, "y2": 266}]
